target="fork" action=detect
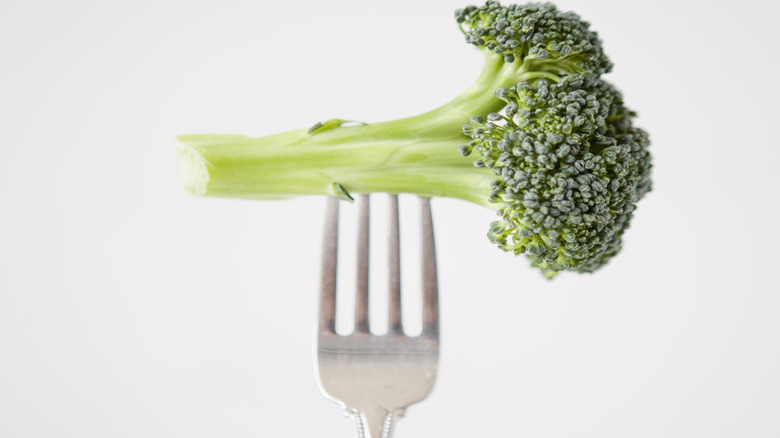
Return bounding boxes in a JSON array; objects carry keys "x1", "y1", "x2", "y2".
[{"x1": 315, "y1": 194, "x2": 440, "y2": 438}]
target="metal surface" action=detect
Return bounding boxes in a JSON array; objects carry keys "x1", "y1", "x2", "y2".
[{"x1": 315, "y1": 195, "x2": 440, "y2": 438}]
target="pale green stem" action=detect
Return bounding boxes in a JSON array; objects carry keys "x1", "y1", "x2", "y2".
[{"x1": 177, "y1": 50, "x2": 540, "y2": 207}]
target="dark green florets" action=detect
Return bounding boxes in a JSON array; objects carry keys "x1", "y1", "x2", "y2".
[
  {"x1": 460, "y1": 75, "x2": 651, "y2": 277},
  {"x1": 455, "y1": 1, "x2": 612, "y2": 76}
]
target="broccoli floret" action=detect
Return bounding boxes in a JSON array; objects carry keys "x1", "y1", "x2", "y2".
[
  {"x1": 177, "y1": 1, "x2": 652, "y2": 277},
  {"x1": 462, "y1": 76, "x2": 651, "y2": 277},
  {"x1": 455, "y1": 1, "x2": 612, "y2": 74}
]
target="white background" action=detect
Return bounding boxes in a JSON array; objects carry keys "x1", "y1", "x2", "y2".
[{"x1": 2, "y1": 0, "x2": 779, "y2": 437}]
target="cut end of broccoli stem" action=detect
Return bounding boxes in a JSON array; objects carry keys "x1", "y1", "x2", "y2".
[{"x1": 176, "y1": 138, "x2": 210, "y2": 196}]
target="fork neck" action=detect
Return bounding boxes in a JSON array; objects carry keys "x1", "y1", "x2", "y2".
[{"x1": 347, "y1": 406, "x2": 403, "y2": 438}]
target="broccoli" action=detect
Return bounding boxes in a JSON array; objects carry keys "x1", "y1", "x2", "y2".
[{"x1": 177, "y1": 1, "x2": 652, "y2": 278}]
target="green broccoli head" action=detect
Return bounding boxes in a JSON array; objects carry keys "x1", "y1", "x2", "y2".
[
  {"x1": 455, "y1": 1, "x2": 612, "y2": 77},
  {"x1": 460, "y1": 75, "x2": 651, "y2": 277}
]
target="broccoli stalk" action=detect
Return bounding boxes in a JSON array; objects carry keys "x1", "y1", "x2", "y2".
[
  {"x1": 177, "y1": 1, "x2": 651, "y2": 277},
  {"x1": 178, "y1": 50, "x2": 515, "y2": 205}
]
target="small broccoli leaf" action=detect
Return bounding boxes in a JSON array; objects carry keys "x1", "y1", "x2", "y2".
[
  {"x1": 308, "y1": 119, "x2": 366, "y2": 135},
  {"x1": 330, "y1": 182, "x2": 355, "y2": 202}
]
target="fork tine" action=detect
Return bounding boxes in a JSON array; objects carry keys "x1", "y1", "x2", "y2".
[
  {"x1": 420, "y1": 197, "x2": 439, "y2": 340},
  {"x1": 319, "y1": 196, "x2": 339, "y2": 335},
  {"x1": 354, "y1": 195, "x2": 371, "y2": 334},
  {"x1": 388, "y1": 194, "x2": 402, "y2": 336}
]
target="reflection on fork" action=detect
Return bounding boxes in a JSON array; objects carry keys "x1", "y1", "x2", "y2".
[{"x1": 315, "y1": 194, "x2": 440, "y2": 438}]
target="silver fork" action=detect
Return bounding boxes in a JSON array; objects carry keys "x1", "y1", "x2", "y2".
[{"x1": 315, "y1": 194, "x2": 440, "y2": 438}]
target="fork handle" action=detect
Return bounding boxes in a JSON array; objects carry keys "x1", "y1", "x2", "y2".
[{"x1": 346, "y1": 406, "x2": 405, "y2": 438}]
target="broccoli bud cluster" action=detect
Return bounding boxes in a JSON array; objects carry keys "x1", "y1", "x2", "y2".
[
  {"x1": 455, "y1": 1, "x2": 612, "y2": 76},
  {"x1": 460, "y1": 75, "x2": 651, "y2": 277},
  {"x1": 452, "y1": 1, "x2": 651, "y2": 277}
]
